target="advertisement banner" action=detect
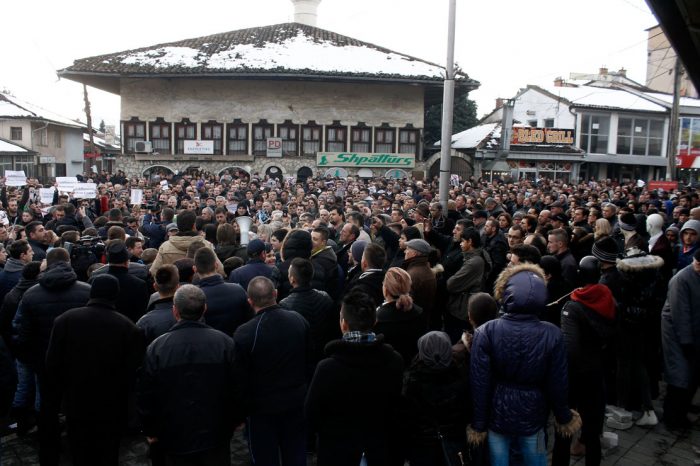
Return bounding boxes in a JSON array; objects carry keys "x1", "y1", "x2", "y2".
[
  {"x1": 511, "y1": 127, "x2": 575, "y2": 145},
  {"x1": 647, "y1": 180, "x2": 678, "y2": 192},
  {"x1": 317, "y1": 152, "x2": 415, "y2": 168}
]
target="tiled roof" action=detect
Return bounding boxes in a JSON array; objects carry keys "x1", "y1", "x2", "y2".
[{"x1": 58, "y1": 23, "x2": 478, "y2": 88}]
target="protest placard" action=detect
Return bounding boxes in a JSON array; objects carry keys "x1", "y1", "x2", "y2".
[
  {"x1": 56, "y1": 177, "x2": 79, "y2": 192},
  {"x1": 131, "y1": 189, "x2": 143, "y2": 206},
  {"x1": 5, "y1": 171, "x2": 26, "y2": 187},
  {"x1": 73, "y1": 183, "x2": 97, "y2": 199},
  {"x1": 39, "y1": 188, "x2": 56, "y2": 205}
]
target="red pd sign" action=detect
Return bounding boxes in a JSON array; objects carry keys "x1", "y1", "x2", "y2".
[{"x1": 647, "y1": 180, "x2": 678, "y2": 191}]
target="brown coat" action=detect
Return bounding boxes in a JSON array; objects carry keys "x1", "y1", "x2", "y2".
[{"x1": 403, "y1": 255, "x2": 437, "y2": 325}]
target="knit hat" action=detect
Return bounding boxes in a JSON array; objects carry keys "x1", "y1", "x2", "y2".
[
  {"x1": 417, "y1": 331, "x2": 453, "y2": 369},
  {"x1": 90, "y1": 274, "x2": 120, "y2": 301},
  {"x1": 106, "y1": 240, "x2": 129, "y2": 264},
  {"x1": 351, "y1": 240, "x2": 368, "y2": 264},
  {"x1": 592, "y1": 236, "x2": 619, "y2": 263},
  {"x1": 405, "y1": 239, "x2": 431, "y2": 255},
  {"x1": 619, "y1": 212, "x2": 637, "y2": 231}
]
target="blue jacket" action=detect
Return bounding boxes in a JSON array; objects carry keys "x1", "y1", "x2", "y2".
[
  {"x1": 470, "y1": 264, "x2": 571, "y2": 436},
  {"x1": 198, "y1": 275, "x2": 251, "y2": 337},
  {"x1": 0, "y1": 258, "x2": 24, "y2": 303},
  {"x1": 228, "y1": 259, "x2": 273, "y2": 292}
]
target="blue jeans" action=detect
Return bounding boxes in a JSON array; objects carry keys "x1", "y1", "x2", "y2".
[
  {"x1": 488, "y1": 429, "x2": 547, "y2": 466},
  {"x1": 12, "y1": 360, "x2": 39, "y2": 411}
]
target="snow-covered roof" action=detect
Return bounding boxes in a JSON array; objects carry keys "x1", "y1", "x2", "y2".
[
  {"x1": 642, "y1": 91, "x2": 700, "y2": 108},
  {"x1": 435, "y1": 123, "x2": 499, "y2": 149},
  {"x1": 0, "y1": 93, "x2": 85, "y2": 129},
  {"x1": 83, "y1": 133, "x2": 120, "y2": 149},
  {"x1": 0, "y1": 138, "x2": 33, "y2": 153},
  {"x1": 530, "y1": 85, "x2": 668, "y2": 113},
  {"x1": 59, "y1": 23, "x2": 478, "y2": 90}
]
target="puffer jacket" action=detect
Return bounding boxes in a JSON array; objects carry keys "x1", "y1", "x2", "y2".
[
  {"x1": 13, "y1": 262, "x2": 91, "y2": 368},
  {"x1": 470, "y1": 264, "x2": 572, "y2": 436},
  {"x1": 150, "y1": 233, "x2": 221, "y2": 275}
]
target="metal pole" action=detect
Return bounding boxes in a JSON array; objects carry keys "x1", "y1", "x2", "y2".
[
  {"x1": 439, "y1": 0, "x2": 456, "y2": 208},
  {"x1": 667, "y1": 58, "x2": 681, "y2": 181}
]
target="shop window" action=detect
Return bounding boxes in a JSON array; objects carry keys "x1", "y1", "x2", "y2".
[
  {"x1": 10, "y1": 127, "x2": 22, "y2": 141},
  {"x1": 149, "y1": 119, "x2": 172, "y2": 153},
  {"x1": 617, "y1": 118, "x2": 663, "y2": 156},
  {"x1": 124, "y1": 118, "x2": 146, "y2": 152},
  {"x1": 375, "y1": 126, "x2": 395, "y2": 153},
  {"x1": 228, "y1": 120, "x2": 248, "y2": 155},
  {"x1": 302, "y1": 122, "x2": 322, "y2": 156},
  {"x1": 278, "y1": 121, "x2": 299, "y2": 156},
  {"x1": 580, "y1": 114, "x2": 610, "y2": 154},
  {"x1": 351, "y1": 125, "x2": 371, "y2": 153},
  {"x1": 201, "y1": 121, "x2": 223, "y2": 155},
  {"x1": 326, "y1": 122, "x2": 346, "y2": 152},
  {"x1": 253, "y1": 120, "x2": 273, "y2": 156},
  {"x1": 399, "y1": 128, "x2": 419, "y2": 156}
]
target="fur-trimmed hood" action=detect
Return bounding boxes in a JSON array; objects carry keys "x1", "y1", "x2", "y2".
[
  {"x1": 493, "y1": 263, "x2": 548, "y2": 315},
  {"x1": 616, "y1": 253, "x2": 664, "y2": 274}
]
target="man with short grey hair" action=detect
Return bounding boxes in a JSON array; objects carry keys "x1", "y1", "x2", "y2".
[
  {"x1": 234, "y1": 276, "x2": 310, "y2": 466},
  {"x1": 138, "y1": 284, "x2": 242, "y2": 465}
]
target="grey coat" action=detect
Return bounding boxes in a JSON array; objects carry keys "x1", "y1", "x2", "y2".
[
  {"x1": 661, "y1": 264, "x2": 700, "y2": 388},
  {"x1": 445, "y1": 248, "x2": 491, "y2": 320}
]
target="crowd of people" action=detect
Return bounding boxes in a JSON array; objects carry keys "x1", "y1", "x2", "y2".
[{"x1": 0, "y1": 167, "x2": 698, "y2": 466}]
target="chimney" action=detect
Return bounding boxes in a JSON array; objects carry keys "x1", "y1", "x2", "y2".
[
  {"x1": 495, "y1": 98, "x2": 504, "y2": 109},
  {"x1": 554, "y1": 77, "x2": 565, "y2": 87},
  {"x1": 617, "y1": 67, "x2": 627, "y2": 77},
  {"x1": 291, "y1": 0, "x2": 322, "y2": 26},
  {"x1": 599, "y1": 66, "x2": 608, "y2": 76}
]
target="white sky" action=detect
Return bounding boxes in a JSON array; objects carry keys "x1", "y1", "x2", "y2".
[{"x1": 0, "y1": 0, "x2": 658, "y2": 130}]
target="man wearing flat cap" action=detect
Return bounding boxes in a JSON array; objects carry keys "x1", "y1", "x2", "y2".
[
  {"x1": 46, "y1": 275, "x2": 144, "y2": 466},
  {"x1": 404, "y1": 239, "x2": 438, "y2": 330}
]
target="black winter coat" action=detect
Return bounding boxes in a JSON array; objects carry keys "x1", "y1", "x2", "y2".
[
  {"x1": 89, "y1": 266, "x2": 149, "y2": 323},
  {"x1": 136, "y1": 297, "x2": 176, "y2": 345},
  {"x1": 280, "y1": 286, "x2": 339, "y2": 367},
  {"x1": 348, "y1": 270, "x2": 385, "y2": 308},
  {"x1": 138, "y1": 320, "x2": 241, "y2": 455},
  {"x1": 228, "y1": 259, "x2": 273, "y2": 292},
  {"x1": 561, "y1": 299, "x2": 616, "y2": 376},
  {"x1": 0, "y1": 276, "x2": 38, "y2": 354},
  {"x1": 311, "y1": 247, "x2": 340, "y2": 301},
  {"x1": 45, "y1": 299, "x2": 144, "y2": 423},
  {"x1": 375, "y1": 302, "x2": 426, "y2": 365},
  {"x1": 234, "y1": 305, "x2": 311, "y2": 414},
  {"x1": 198, "y1": 275, "x2": 252, "y2": 337},
  {"x1": 14, "y1": 262, "x2": 91, "y2": 369},
  {"x1": 305, "y1": 336, "x2": 404, "y2": 461},
  {"x1": 271, "y1": 260, "x2": 327, "y2": 302}
]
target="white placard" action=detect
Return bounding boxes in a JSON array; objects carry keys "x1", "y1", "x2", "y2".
[
  {"x1": 57, "y1": 176, "x2": 79, "y2": 192},
  {"x1": 39, "y1": 188, "x2": 56, "y2": 205},
  {"x1": 73, "y1": 183, "x2": 97, "y2": 199},
  {"x1": 5, "y1": 170, "x2": 26, "y2": 187},
  {"x1": 266, "y1": 138, "x2": 282, "y2": 158},
  {"x1": 450, "y1": 174, "x2": 460, "y2": 187},
  {"x1": 184, "y1": 140, "x2": 214, "y2": 155},
  {"x1": 0, "y1": 211, "x2": 8, "y2": 226},
  {"x1": 130, "y1": 189, "x2": 143, "y2": 206},
  {"x1": 160, "y1": 180, "x2": 168, "y2": 187},
  {"x1": 91, "y1": 165, "x2": 98, "y2": 173}
]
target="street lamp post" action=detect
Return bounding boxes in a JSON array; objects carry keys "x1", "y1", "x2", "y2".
[{"x1": 438, "y1": 0, "x2": 457, "y2": 208}]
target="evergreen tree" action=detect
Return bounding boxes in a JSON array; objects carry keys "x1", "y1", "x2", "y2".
[{"x1": 423, "y1": 91, "x2": 478, "y2": 146}]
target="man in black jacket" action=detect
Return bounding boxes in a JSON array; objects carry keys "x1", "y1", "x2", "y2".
[
  {"x1": 305, "y1": 290, "x2": 404, "y2": 466},
  {"x1": 347, "y1": 243, "x2": 386, "y2": 308},
  {"x1": 195, "y1": 247, "x2": 251, "y2": 336},
  {"x1": 46, "y1": 275, "x2": 144, "y2": 466},
  {"x1": 136, "y1": 264, "x2": 178, "y2": 345},
  {"x1": 234, "y1": 276, "x2": 310, "y2": 466},
  {"x1": 280, "y1": 258, "x2": 338, "y2": 368},
  {"x1": 90, "y1": 240, "x2": 149, "y2": 323},
  {"x1": 13, "y1": 248, "x2": 91, "y2": 466},
  {"x1": 138, "y1": 285, "x2": 242, "y2": 465}
]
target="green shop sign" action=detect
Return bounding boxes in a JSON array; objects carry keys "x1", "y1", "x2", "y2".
[{"x1": 317, "y1": 152, "x2": 415, "y2": 168}]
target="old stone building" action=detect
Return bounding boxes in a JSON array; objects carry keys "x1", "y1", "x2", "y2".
[{"x1": 58, "y1": 2, "x2": 478, "y2": 181}]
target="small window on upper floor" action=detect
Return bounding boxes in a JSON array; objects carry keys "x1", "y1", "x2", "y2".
[
  {"x1": 123, "y1": 118, "x2": 146, "y2": 152},
  {"x1": 10, "y1": 127, "x2": 22, "y2": 141},
  {"x1": 150, "y1": 119, "x2": 171, "y2": 154},
  {"x1": 201, "y1": 121, "x2": 223, "y2": 155},
  {"x1": 351, "y1": 125, "x2": 371, "y2": 153},
  {"x1": 326, "y1": 122, "x2": 346, "y2": 153},
  {"x1": 375, "y1": 126, "x2": 396, "y2": 153},
  {"x1": 302, "y1": 122, "x2": 322, "y2": 156},
  {"x1": 544, "y1": 119, "x2": 555, "y2": 128},
  {"x1": 252, "y1": 121, "x2": 274, "y2": 156},
  {"x1": 399, "y1": 128, "x2": 420, "y2": 156},
  {"x1": 278, "y1": 121, "x2": 299, "y2": 156},
  {"x1": 228, "y1": 121, "x2": 248, "y2": 155},
  {"x1": 175, "y1": 119, "x2": 196, "y2": 154},
  {"x1": 527, "y1": 119, "x2": 538, "y2": 127},
  {"x1": 37, "y1": 128, "x2": 48, "y2": 146}
]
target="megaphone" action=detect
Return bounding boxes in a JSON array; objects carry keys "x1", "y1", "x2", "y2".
[{"x1": 235, "y1": 216, "x2": 253, "y2": 245}]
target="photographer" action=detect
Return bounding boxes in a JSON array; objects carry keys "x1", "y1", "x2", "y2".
[{"x1": 141, "y1": 206, "x2": 173, "y2": 250}]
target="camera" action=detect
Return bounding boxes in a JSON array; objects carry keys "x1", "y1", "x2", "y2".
[
  {"x1": 141, "y1": 201, "x2": 161, "y2": 212},
  {"x1": 64, "y1": 236, "x2": 106, "y2": 280}
]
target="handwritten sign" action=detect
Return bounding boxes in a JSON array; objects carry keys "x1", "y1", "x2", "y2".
[
  {"x1": 39, "y1": 188, "x2": 56, "y2": 205},
  {"x1": 57, "y1": 176, "x2": 79, "y2": 192},
  {"x1": 131, "y1": 189, "x2": 143, "y2": 206},
  {"x1": 5, "y1": 171, "x2": 26, "y2": 187},
  {"x1": 73, "y1": 183, "x2": 97, "y2": 199}
]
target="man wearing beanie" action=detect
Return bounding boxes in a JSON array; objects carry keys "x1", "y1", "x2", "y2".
[
  {"x1": 592, "y1": 236, "x2": 624, "y2": 303},
  {"x1": 90, "y1": 240, "x2": 149, "y2": 323},
  {"x1": 45, "y1": 275, "x2": 144, "y2": 466}
]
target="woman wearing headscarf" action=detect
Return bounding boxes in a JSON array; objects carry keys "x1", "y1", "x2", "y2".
[{"x1": 403, "y1": 331, "x2": 470, "y2": 466}]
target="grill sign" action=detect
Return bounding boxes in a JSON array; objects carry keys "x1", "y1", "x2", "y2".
[{"x1": 512, "y1": 127, "x2": 575, "y2": 145}]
